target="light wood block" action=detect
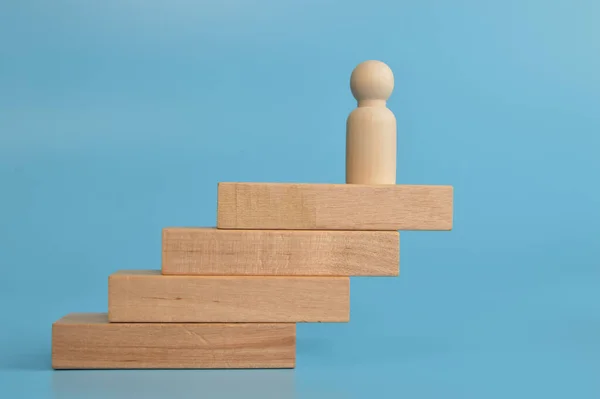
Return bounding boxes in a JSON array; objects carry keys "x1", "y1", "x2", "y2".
[
  {"x1": 217, "y1": 182, "x2": 453, "y2": 230},
  {"x1": 108, "y1": 270, "x2": 349, "y2": 323},
  {"x1": 162, "y1": 227, "x2": 399, "y2": 276},
  {"x1": 52, "y1": 313, "x2": 295, "y2": 369}
]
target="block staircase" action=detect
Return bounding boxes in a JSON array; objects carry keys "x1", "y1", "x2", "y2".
[{"x1": 51, "y1": 61, "x2": 454, "y2": 370}]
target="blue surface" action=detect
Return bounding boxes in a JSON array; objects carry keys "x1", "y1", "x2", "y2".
[{"x1": 1, "y1": 1, "x2": 599, "y2": 398}]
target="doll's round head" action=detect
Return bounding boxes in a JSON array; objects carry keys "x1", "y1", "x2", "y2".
[{"x1": 350, "y1": 60, "x2": 394, "y2": 103}]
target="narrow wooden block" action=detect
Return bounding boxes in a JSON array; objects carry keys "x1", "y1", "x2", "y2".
[
  {"x1": 108, "y1": 270, "x2": 349, "y2": 323},
  {"x1": 52, "y1": 313, "x2": 295, "y2": 369},
  {"x1": 217, "y1": 182, "x2": 453, "y2": 230},
  {"x1": 162, "y1": 227, "x2": 399, "y2": 276}
]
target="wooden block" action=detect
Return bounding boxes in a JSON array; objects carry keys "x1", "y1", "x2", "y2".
[
  {"x1": 108, "y1": 270, "x2": 349, "y2": 323},
  {"x1": 217, "y1": 182, "x2": 453, "y2": 230},
  {"x1": 162, "y1": 227, "x2": 399, "y2": 276},
  {"x1": 52, "y1": 313, "x2": 295, "y2": 369}
]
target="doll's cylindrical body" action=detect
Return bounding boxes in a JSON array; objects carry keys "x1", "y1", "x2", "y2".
[{"x1": 346, "y1": 106, "x2": 396, "y2": 184}]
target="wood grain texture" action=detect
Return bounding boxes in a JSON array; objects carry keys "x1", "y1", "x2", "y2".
[
  {"x1": 52, "y1": 313, "x2": 295, "y2": 369},
  {"x1": 108, "y1": 270, "x2": 349, "y2": 323},
  {"x1": 217, "y1": 182, "x2": 453, "y2": 230},
  {"x1": 162, "y1": 227, "x2": 399, "y2": 276}
]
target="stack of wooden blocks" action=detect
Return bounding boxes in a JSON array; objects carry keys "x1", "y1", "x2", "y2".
[{"x1": 51, "y1": 60, "x2": 454, "y2": 370}]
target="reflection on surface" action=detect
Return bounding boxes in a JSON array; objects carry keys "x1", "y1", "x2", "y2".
[{"x1": 52, "y1": 369, "x2": 294, "y2": 399}]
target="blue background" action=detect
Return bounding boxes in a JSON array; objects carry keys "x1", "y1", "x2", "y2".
[{"x1": 1, "y1": 0, "x2": 599, "y2": 397}]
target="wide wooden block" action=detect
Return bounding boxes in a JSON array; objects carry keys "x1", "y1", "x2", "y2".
[
  {"x1": 217, "y1": 182, "x2": 453, "y2": 230},
  {"x1": 108, "y1": 270, "x2": 349, "y2": 323},
  {"x1": 52, "y1": 313, "x2": 295, "y2": 369},
  {"x1": 162, "y1": 227, "x2": 399, "y2": 276}
]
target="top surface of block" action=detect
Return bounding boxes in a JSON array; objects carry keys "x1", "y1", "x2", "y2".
[
  {"x1": 217, "y1": 182, "x2": 453, "y2": 231},
  {"x1": 55, "y1": 313, "x2": 109, "y2": 324}
]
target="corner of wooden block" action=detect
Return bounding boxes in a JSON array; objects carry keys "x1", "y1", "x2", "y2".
[
  {"x1": 107, "y1": 275, "x2": 116, "y2": 321},
  {"x1": 161, "y1": 228, "x2": 169, "y2": 272},
  {"x1": 216, "y1": 181, "x2": 233, "y2": 196},
  {"x1": 216, "y1": 215, "x2": 226, "y2": 229},
  {"x1": 51, "y1": 317, "x2": 65, "y2": 370},
  {"x1": 106, "y1": 308, "x2": 117, "y2": 322},
  {"x1": 51, "y1": 358, "x2": 63, "y2": 370},
  {"x1": 444, "y1": 215, "x2": 453, "y2": 231},
  {"x1": 216, "y1": 182, "x2": 231, "y2": 229},
  {"x1": 51, "y1": 347, "x2": 64, "y2": 370},
  {"x1": 448, "y1": 185, "x2": 454, "y2": 230}
]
